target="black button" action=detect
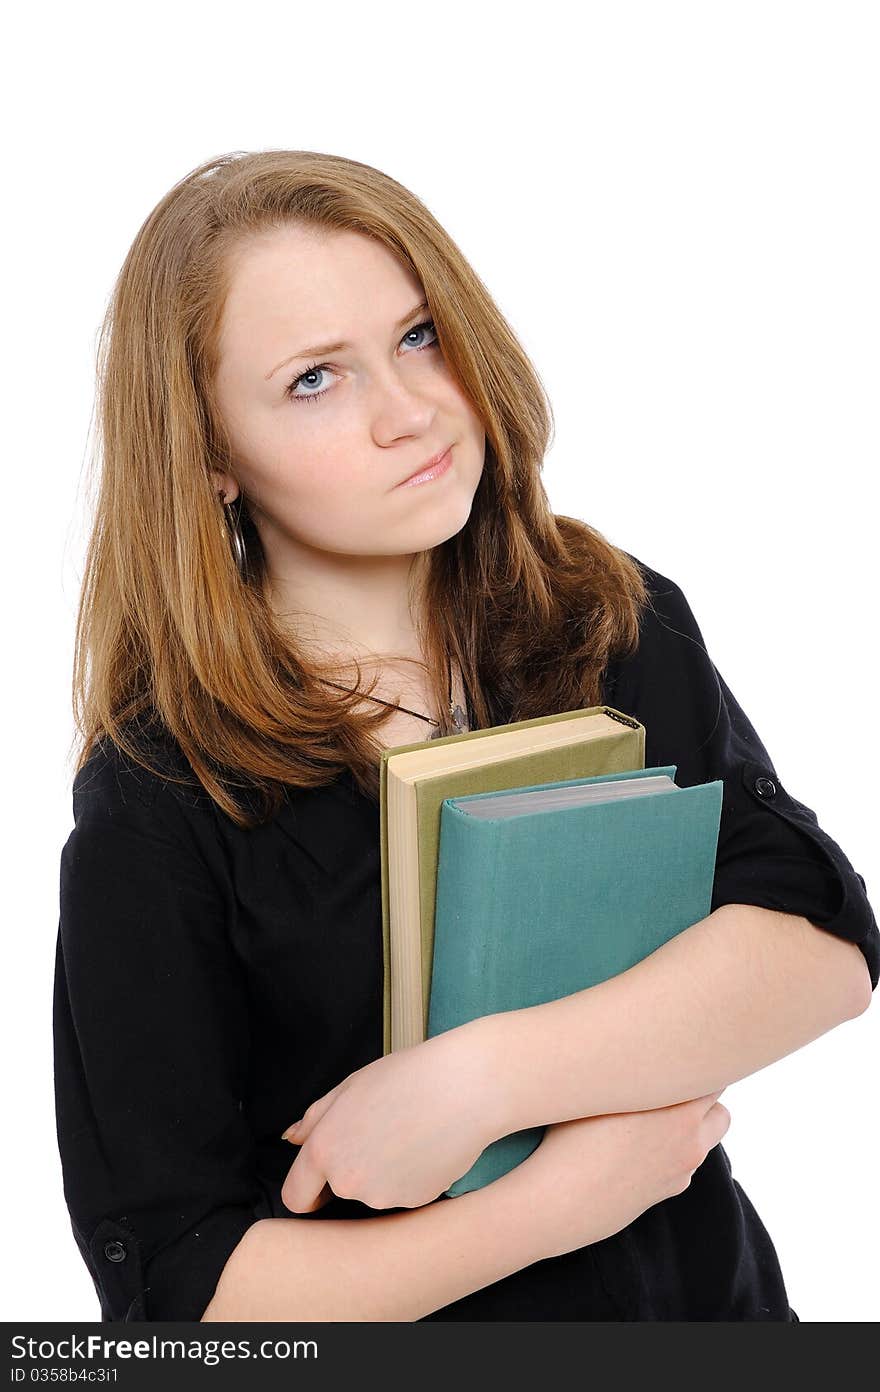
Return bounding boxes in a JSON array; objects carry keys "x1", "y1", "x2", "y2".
[
  {"x1": 754, "y1": 776, "x2": 777, "y2": 798},
  {"x1": 103, "y1": 1240, "x2": 127, "y2": 1263}
]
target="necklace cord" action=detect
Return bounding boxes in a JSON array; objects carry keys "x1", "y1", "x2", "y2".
[
  {"x1": 317, "y1": 654, "x2": 468, "y2": 737},
  {"x1": 217, "y1": 489, "x2": 467, "y2": 736}
]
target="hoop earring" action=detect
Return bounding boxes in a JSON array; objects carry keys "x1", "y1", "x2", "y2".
[{"x1": 219, "y1": 490, "x2": 247, "y2": 577}]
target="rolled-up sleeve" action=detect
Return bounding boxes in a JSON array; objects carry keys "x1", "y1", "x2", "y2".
[
  {"x1": 607, "y1": 562, "x2": 879, "y2": 992},
  {"x1": 53, "y1": 740, "x2": 265, "y2": 1321}
]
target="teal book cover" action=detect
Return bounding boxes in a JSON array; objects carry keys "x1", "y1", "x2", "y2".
[{"x1": 427, "y1": 764, "x2": 724, "y2": 1197}]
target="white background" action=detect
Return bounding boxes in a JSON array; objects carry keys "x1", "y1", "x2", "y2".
[{"x1": 4, "y1": 0, "x2": 877, "y2": 1323}]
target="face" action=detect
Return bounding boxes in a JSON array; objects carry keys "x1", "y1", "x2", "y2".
[{"x1": 210, "y1": 224, "x2": 486, "y2": 587}]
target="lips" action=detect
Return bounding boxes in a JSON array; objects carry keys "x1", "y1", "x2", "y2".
[{"x1": 396, "y1": 445, "x2": 453, "y2": 488}]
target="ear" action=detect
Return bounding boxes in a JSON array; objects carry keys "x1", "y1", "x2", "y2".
[{"x1": 210, "y1": 468, "x2": 240, "y2": 504}]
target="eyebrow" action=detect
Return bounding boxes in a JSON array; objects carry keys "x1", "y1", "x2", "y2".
[{"x1": 264, "y1": 300, "x2": 431, "y2": 380}]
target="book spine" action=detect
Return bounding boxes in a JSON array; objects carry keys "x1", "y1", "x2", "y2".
[{"x1": 603, "y1": 706, "x2": 641, "y2": 729}]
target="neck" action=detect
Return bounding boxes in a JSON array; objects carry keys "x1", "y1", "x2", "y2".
[{"x1": 266, "y1": 549, "x2": 429, "y2": 670}]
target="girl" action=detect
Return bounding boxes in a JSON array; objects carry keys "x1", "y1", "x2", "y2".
[{"x1": 54, "y1": 149, "x2": 877, "y2": 1322}]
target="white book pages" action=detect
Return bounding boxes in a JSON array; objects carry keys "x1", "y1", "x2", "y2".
[{"x1": 453, "y1": 774, "x2": 677, "y2": 820}]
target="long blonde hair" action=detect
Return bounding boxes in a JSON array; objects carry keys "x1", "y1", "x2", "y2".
[{"x1": 71, "y1": 148, "x2": 650, "y2": 827}]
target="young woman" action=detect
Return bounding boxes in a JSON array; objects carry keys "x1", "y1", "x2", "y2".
[{"x1": 54, "y1": 149, "x2": 877, "y2": 1324}]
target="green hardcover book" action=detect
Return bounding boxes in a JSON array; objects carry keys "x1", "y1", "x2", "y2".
[
  {"x1": 378, "y1": 704, "x2": 645, "y2": 1056},
  {"x1": 429, "y1": 765, "x2": 724, "y2": 1196}
]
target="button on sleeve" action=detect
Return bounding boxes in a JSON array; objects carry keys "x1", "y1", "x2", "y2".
[
  {"x1": 53, "y1": 739, "x2": 267, "y2": 1321},
  {"x1": 609, "y1": 564, "x2": 879, "y2": 992}
]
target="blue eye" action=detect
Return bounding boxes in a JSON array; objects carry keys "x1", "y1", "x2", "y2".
[{"x1": 284, "y1": 319, "x2": 439, "y2": 406}]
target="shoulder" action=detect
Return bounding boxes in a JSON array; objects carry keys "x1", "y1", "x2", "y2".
[
  {"x1": 68, "y1": 726, "x2": 224, "y2": 879},
  {"x1": 619, "y1": 552, "x2": 702, "y2": 634},
  {"x1": 602, "y1": 553, "x2": 729, "y2": 780},
  {"x1": 606, "y1": 554, "x2": 713, "y2": 691},
  {"x1": 73, "y1": 725, "x2": 214, "y2": 814}
]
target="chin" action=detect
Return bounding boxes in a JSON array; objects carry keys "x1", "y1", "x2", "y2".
[{"x1": 402, "y1": 490, "x2": 478, "y2": 551}]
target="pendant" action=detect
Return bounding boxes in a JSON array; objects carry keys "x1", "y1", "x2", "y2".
[
  {"x1": 450, "y1": 702, "x2": 469, "y2": 734},
  {"x1": 428, "y1": 703, "x2": 469, "y2": 739}
]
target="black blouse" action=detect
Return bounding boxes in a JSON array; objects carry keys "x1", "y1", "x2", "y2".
[{"x1": 53, "y1": 558, "x2": 879, "y2": 1323}]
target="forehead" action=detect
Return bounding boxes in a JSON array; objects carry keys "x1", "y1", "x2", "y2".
[{"x1": 216, "y1": 225, "x2": 423, "y2": 369}]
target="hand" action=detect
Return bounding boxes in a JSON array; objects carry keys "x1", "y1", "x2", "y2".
[
  {"x1": 492, "y1": 1089, "x2": 731, "y2": 1263},
  {"x1": 279, "y1": 1022, "x2": 500, "y2": 1213}
]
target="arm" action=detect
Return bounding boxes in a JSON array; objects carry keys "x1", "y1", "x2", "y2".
[
  {"x1": 476, "y1": 902, "x2": 871, "y2": 1137},
  {"x1": 202, "y1": 1181, "x2": 538, "y2": 1322}
]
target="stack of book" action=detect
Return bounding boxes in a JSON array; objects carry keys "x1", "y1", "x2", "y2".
[{"x1": 378, "y1": 704, "x2": 723, "y2": 1197}]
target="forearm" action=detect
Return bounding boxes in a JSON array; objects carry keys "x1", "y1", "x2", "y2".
[
  {"x1": 201, "y1": 1179, "x2": 540, "y2": 1321},
  {"x1": 478, "y1": 904, "x2": 869, "y2": 1134}
]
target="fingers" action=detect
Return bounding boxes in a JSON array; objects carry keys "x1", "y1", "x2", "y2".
[
  {"x1": 281, "y1": 1105, "x2": 312, "y2": 1144},
  {"x1": 700, "y1": 1088, "x2": 731, "y2": 1145},
  {"x1": 709, "y1": 1102, "x2": 731, "y2": 1145},
  {"x1": 280, "y1": 1146, "x2": 334, "y2": 1213},
  {"x1": 281, "y1": 1089, "x2": 339, "y2": 1144},
  {"x1": 280, "y1": 1090, "x2": 345, "y2": 1211},
  {"x1": 285, "y1": 1183, "x2": 333, "y2": 1214}
]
